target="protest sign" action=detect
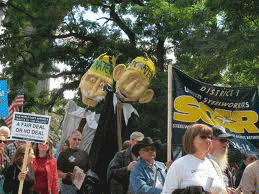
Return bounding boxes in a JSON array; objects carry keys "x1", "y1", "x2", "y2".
[{"x1": 11, "y1": 112, "x2": 51, "y2": 143}]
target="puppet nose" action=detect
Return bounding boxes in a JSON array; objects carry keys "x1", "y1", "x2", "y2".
[{"x1": 125, "y1": 80, "x2": 138, "y2": 92}]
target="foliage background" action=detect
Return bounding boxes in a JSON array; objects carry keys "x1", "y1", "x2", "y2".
[{"x1": 0, "y1": 0, "x2": 258, "y2": 163}]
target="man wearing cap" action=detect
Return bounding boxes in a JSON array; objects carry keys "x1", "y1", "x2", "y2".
[
  {"x1": 209, "y1": 125, "x2": 235, "y2": 193},
  {"x1": 107, "y1": 131, "x2": 144, "y2": 194}
]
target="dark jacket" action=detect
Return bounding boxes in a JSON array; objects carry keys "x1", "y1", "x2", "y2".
[
  {"x1": 234, "y1": 162, "x2": 246, "y2": 188},
  {"x1": 107, "y1": 147, "x2": 133, "y2": 194},
  {"x1": 57, "y1": 148, "x2": 89, "y2": 185},
  {"x1": 3, "y1": 164, "x2": 34, "y2": 194}
]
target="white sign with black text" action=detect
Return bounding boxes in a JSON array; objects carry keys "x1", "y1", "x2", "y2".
[{"x1": 11, "y1": 112, "x2": 51, "y2": 143}]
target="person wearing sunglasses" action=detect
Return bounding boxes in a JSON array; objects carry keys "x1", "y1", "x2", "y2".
[
  {"x1": 57, "y1": 130, "x2": 89, "y2": 194},
  {"x1": 0, "y1": 135, "x2": 9, "y2": 194},
  {"x1": 32, "y1": 138, "x2": 58, "y2": 194},
  {"x1": 162, "y1": 124, "x2": 227, "y2": 194},
  {"x1": 208, "y1": 125, "x2": 235, "y2": 194},
  {"x1": 128, "y1": 137, "x2": 166, "y2": 194}
]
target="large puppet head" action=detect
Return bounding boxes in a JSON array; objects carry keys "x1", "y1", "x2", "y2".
[
  {"x1": 79, "y1": 53, "x2": 116, "y2": 107},
  {"x1": 113, "y1": 56, "x2": 156, "y2": 103}
]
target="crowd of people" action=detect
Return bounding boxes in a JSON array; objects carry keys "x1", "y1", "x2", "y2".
[{"x1": 0, "y1": 124, "x2": 258, "y2": 194}]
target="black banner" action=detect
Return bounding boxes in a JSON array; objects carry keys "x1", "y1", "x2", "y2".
[{"x1": 172, "y1": 66, "x2": 259, "y2": 153}]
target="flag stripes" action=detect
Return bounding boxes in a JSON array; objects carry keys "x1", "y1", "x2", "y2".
[{"x1": 4, "y1": 88, "x2": 24, "y2": 129}]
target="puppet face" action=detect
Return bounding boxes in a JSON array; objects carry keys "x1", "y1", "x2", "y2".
[
  {"x1": 79, "y1": 52, "x2": 115, "y2": 106},
  {"x1": 79, "y1": 72, "x2": 110, "y2": 106},
  {"x1": 116, "y1": 70, "x2": 149, "y2": 102}
]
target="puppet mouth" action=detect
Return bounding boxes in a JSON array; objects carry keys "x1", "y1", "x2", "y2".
[{"x1": 116, "y1": 88, "x2": 132, "y2": 102}]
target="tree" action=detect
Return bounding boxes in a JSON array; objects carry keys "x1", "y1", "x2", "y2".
[
  {"x1": 175, "y1": 0, "x2": 259, "y2": 85},
  {"x1": 1, "y1": 0, "x2": 259, "y2": 143}
]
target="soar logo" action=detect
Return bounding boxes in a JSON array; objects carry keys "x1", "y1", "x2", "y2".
[{"x1": 174, "y1": 96, "x2": 259, "y2": 133}]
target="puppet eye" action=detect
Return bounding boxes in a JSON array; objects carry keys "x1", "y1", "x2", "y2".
[
  {"x1": 127, "y1": 74, "x2": 137, "y2": 82},
  {"x1": 89, "y1": 77, "x2": 96, "y2": 83},
  {"x1": 99, "y1": 81, "x2": 105, "y2": 87}
]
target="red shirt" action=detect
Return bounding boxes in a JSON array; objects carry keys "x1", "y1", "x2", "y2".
[
  {"x1": 33, "y1": 156, "x2": 58, "y2": 194},
  {"x1": 34, "y1": 157, "x2": 48, "y2": 194}
]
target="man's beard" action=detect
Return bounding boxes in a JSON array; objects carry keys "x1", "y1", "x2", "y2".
[{"x1": 210, "y1": 148, "x2": 228, "y2": 171}]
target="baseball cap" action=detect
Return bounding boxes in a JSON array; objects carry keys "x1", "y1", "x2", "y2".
[
  {"x1": 212, "y1": 125, "x2": 233, "y2": 139},
  {"x1": 130, "y1": 131, "x2": 144, "y2": 141}
]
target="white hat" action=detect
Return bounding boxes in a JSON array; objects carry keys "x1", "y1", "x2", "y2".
[{"x1": 130, "y1": 131, "x2": 144, "y2": 141}]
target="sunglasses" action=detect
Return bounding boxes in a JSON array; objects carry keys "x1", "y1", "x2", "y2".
[
  {"x1": 0, "y1": 140, "x2": 7, "y2": 144},
  {"x1": 199, "y1": 135, "x2": 213, "y2": 140},
  {"x1": 72, "y1": 138, "x2": 82, "y2": 141},
  {"x1": 211, "y1": 137, "x2": 230, "y2": 144}
]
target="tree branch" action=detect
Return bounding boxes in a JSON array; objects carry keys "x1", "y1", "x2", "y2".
[
  {"x1": 47, "y1": 80, "x2": 80, "y2": 112},
  {"x1": 109, "y1": 4, "x2": 136, "y2": 45},
  {"x1": 6, "y1": 1, "x2": 34, "y2": 19}
]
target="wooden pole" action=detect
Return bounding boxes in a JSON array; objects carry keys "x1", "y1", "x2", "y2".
[
  {"x1": 117, "y1": 100, "x2": 123, "y2": 151},
  {"x1": 18, "y1": 141, "x2": 30, "y2": 194},
  {"x1": 167, "y1": 63, "x2": 173, "y2": 162}
]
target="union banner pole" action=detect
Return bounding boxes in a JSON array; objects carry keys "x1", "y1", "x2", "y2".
[{"x1": 167, "y1": 62, "x2": 173, "y2": 162}]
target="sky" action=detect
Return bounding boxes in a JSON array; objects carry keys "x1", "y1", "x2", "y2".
[{"x1": 51, "y1": 8, "x2": 110, "y2": 99}]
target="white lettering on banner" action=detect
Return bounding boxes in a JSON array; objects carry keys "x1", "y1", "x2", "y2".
[
  {"x1": 200, "y1": 86, "x2": 240, "y2": 97},
  {"x1": 172, "y1": 124, "x2": 188, "y2": 129},
  {"x1": 231, "y1": 142, "x2": 251, "y2": 152},
  {"x1": 184, "y1": 87, "x2": 202, "y2": 100},
  {"x1": 174, "y1": 96, "x2": 259, "y2": 133},
  {"x1": 203, "y1": 98, "x2": 250, "y2": 109}
]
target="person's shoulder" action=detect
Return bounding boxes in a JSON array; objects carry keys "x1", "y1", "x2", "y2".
[
  {"x1": 114, "y1": 147, "x2": 130, "y2": 157},
  {"x1": 174, "y1": 154, "x2": 191, "y2": 164},
  {"x1": 57, "y1": 148, "x2": 72, "y2": 159},
  {"x1": 246, "y1": 160, "x2": 259, "y2": 171},
  {"x1": 48, "y1": 156, "x2": 57, "y2": 163},
  {"x1": 155, "y1": 161, "x2": 166, "y2": 169}
]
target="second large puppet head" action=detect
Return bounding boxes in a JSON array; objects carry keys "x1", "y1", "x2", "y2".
[
  {"x1": 113, "y1": 56, "x2": 156, "y2": 103},
  {"x1": 79, "y1": 53, "x2": 116, "y2": 107}
]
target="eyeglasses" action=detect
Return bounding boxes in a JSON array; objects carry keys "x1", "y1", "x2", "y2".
[
  {"x1": 199, "y1": 135, "x2": 213, "y2": 140},
  {"x1": 216, "y1": 138, "x2": 230, "y2": 144},
  {"x1": 40, "y1": 142, "x2": 49, "y2": 145},
  {"x1": 72, "y1": 138, "x2": 82, "y2": 142},
  {"x1": 0, "y1": 140, "x2": 7, "y2": 144},
  {"x1": 247, "y1": 157, "x2": 257, "y2": 162}
]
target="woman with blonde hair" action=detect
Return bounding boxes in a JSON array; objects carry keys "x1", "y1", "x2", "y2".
[
  {"x1": 32, "y1": 138, "x2": 58, "y2": 194},
  {"x1": 161, "y1": 124, "x2": 227, "y2": 194},
  {"x1": 3, "y1": 143, "x2": 35, "y2": 194}
]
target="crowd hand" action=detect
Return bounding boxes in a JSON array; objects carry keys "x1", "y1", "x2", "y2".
[
  {"x1": 58, "y1": 170, "x2": 67, "y2": 179},
  {"x1": 227, "y1": 187, "x2": 236, "y2": 194},
  {"x1": 165, "y1": 160, "x2": 173, "y2": 169},
  {"x1": 127, "y1": 161, "x2": 137, "y2": 171},
  {"x1": 18, "y1": 170, "x2": 28, "y2": 181},
  {"x1": 71, "y1": 166, "x2": 80, "y2": 182}
]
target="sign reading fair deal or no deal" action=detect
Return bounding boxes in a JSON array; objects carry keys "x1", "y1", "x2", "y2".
[{"x1": 11, "y1": 112, "x2": 51, "y2": 143}]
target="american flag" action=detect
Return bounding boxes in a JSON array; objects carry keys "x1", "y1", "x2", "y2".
[{"x1": 4, "y1": 88, "x2": 25, "y2": 129}]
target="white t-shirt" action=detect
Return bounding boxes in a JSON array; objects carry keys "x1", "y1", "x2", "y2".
[{"x1": 161, "y1": 154, "x2": 227, "y2": 194}]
